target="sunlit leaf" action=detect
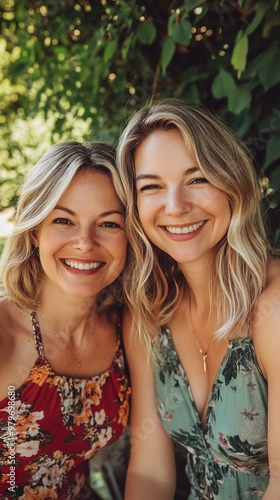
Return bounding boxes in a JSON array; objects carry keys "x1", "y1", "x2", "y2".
[{"x1": 231, "y1": 31, "x2": 248, "y2": 78}]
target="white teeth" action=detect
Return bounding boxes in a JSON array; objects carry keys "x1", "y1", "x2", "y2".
[
  {"x1": 166, "y1": 221, "x2": 205, "y2": 234},
  {"x1": 64, "y1": 260, "x2": 101, "y2": 270}
]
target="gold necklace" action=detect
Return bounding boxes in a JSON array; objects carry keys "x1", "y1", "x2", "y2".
[{"x1": 188, "y1": 299, "x2": 213, "y2": 374}]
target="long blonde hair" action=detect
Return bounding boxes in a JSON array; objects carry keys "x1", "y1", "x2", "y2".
[
  {"x1": 1, "y1": 141, "x2": 127, "y2": 311},
  {"x1": 117, "y1": 99, "x2": 269, "y2": 346}
]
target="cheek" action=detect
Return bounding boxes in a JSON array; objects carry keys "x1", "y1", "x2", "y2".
[
  {"x1": 110, "y1": 234, "x2": 127, "y2": 263},
  {"x1": 204, "y1": 190, "x2": 231, "y2": 215},
  {"x1": 119, "y1": 239, "x2": 128, "y2": 263},
  {"x1": 219, "y1": 195, "x2": 231, "y2": 219},
  {"x1": 136, "y1": 199, "x2": 154, "y2": 227},
  {"x1": 215, "y1": 196, "x2": 231, "y2": 232}
]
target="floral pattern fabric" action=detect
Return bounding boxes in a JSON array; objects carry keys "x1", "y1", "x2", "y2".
[
  {"x1": 154, "y1": 327, "x2": 269, "y2": 499},
  {"x1": 0, "y1": 312, "x2": 130, "y2": 499}
]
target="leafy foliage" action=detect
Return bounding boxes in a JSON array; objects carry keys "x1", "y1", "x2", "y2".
[{"x1": 0, "y1": 0, "x2": 279, "y2": 244}]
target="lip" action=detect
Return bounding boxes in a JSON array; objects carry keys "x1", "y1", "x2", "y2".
[
  {"x1": 166, "y1": 221, "x2": 205, "y2": 234},
  {"x1": 162, "y1": 220, "x2": 206, "y2": 239},
  {"x1": 61, "y1": 259, "x2": 105, "y2": 272}
]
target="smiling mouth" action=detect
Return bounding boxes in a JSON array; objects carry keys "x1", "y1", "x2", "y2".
[
  {"x1": 166, "y1": 221, "x2": 205, "y2": 234},
  {"x1": 63, "y1": 259, "x2": 103, "y2": 270}
]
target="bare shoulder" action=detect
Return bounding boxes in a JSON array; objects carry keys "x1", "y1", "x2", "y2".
[
  {"x1": 0, "y1": 298, "x2": 34, "y2": 396},
  {"x1": 0, "y1": 297, "x2": 16, "y2": 337},
  {"x1": 0, "y1": 298, "x2": 32, "y2": 361},
  {"x1": 266, "y1": 256, "x2": 280, "y2": 286},
  {"x1": 0, "y1": 297, "x2": 30, "y2": 336},
  {"x1": 254, "y1": 258, "x2": 280, "y2": 310},
  {"x1": 251, "y1": 258, "x2": 280, "y2": 378}
]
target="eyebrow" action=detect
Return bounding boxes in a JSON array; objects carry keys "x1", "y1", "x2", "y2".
[
  {"x1": 54, "y1": 206, "x2": 124, "y2": 217},
  {"x1": 135, "y1": 167, "x2": 199, "y2": 182}
]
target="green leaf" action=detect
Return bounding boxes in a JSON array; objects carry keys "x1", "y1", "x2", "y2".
[
  {"x1": 228, "y1": 87, "x2": 251, "y2": 114},
  {"x1": 104, "y1": 39, "x2": 118, "y2": 63},
  {"x1": 183, "y1": 0, "x2": 204, "y2": 13},
  {"x1": 254, "y1": 45, "x2": 280, "y2": 91},
  {"x1": 168, "y1": 12, "x2": 176, "y2": 36},
  {"x1": 161, "y1": 37, "x2": 176, "y2": 75},
  {"x1": 263, "y1": 13, "x2": 280, "y2": 38},
  {"x1": 231, "y1": 31, "x2": 248, "y2": 78},
  {"x1": 211, "y1": 68, "x2": 236, "y2": 99},
  {"x1": 274, "y1": 228, "x2": 280, "y2": 247},
  {"x1": 183, "y1": 83, "x2": 200, "y2": 103},
  {"x1": 212, "y1": 69, "x2": 251, "y2": 114},
  {"x1": 170, "y1": 18, "x2": 192, "y2": 46},
  {"x1": 244, "y1": 2, "x2": 270, "y2": 37},
  {"x1": 263, "y1": 134, "x2": 280, "y2": 169},
  {"x1": 136, "y1": 21, "x2": 156, "y2": 45},
  {"x1": 121, "y1": 33, "x2": 135, "y2": 60}
]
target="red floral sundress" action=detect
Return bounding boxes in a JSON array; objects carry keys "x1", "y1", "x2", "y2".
[{"x1": 0, "y1": 312, "x2": 130, "y2": 499}]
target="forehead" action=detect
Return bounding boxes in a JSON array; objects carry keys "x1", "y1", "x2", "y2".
[
  {"x1": 64, "y1": 169, "x2": 111, "y2": 191},
  {"x1": 134, "y1": 129, "x2": 196, "y2": 175},
  {"x1": 58, "y1": 170, "x2": 121, "y2": 206}
]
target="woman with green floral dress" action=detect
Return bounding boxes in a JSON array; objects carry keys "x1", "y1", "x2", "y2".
[{"x1": 117, "y1": 99, "x2": 280, "y2": 499}]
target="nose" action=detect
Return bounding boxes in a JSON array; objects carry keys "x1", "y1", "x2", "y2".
[
  {"x1": 164, "y1": 186, "x2": 192, "y2": 216},
  {"x1": 72, "y1": 227, "x2": 99, "y2": 252}
]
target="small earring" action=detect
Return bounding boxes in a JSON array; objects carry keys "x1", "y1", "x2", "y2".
[{"x1": 35, "y1": 246, "x2": 39, "y2": 256}]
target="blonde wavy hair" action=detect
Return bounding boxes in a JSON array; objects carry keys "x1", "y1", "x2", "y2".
[
  {"x1": 116, "y1": 99, "x2": 269, "y2": 345},
  {"x1": 1, "y1": 141, "x2": 127, "y2": 311}
]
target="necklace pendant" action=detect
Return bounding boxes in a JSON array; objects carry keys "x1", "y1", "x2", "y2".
[{"x1": 202, "y1": 354, "x2": 207, "y2": 373}]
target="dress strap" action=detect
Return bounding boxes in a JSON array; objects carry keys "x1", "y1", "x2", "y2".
[{"x1": 30, "y1": 311, "x2": 44, "y2": 357}]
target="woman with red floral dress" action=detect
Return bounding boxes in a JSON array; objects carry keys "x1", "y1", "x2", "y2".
[{"x1": 0, "y1": 142, "x2": 130, "y2": 499}]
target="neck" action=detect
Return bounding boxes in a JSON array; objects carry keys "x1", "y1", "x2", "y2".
[
  {"x1": 36, "y1": 296, "x2": 98, "y2": 345},
  {"x1": 182, "y1": 270, "x2": 212, "y2": 319}
]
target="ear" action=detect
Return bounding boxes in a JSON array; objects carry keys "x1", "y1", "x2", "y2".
[{"x1": 30, "y1": 230, "x2": 39, "y2": 248}]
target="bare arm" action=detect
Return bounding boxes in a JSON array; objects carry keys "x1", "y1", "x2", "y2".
[
  {"x1": 123, "y1": 311, "x2": 176, "y2": 500},
  {"x1": 252, "y1": 275, "x2": 280, "y2": 499}
]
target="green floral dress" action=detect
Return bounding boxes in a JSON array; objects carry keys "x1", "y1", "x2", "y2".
[{"x1": 154, "y1": 327, "x2": 269, "y2": 499}]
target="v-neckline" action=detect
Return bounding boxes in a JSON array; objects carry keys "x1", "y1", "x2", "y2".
[{"x1": 163, "y1": 326, "x2": 251, "y2": 436}]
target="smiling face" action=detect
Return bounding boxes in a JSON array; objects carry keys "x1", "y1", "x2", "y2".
[
  {"x1": 33, "y1": 170, "x2": 127, "y2": 301},
  {"x1": 134, "y1": 128, "x2": 231, "y2": 270}
]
